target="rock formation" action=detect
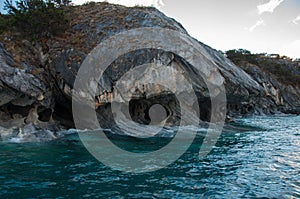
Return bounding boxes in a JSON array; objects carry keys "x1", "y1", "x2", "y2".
[{"x1": 0, "y1": 2, "x2": 299, "y2": 137}]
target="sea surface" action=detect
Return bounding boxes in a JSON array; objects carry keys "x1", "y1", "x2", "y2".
[{"x1": 0, "y1": 116, "x2": 299, "y2": 198}]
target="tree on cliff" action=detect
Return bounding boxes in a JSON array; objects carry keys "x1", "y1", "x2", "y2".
[
  {"x1": 3, "y1": 0, "x2": 71, "y2": 39},
  {"x1": 225, "y1": 49, "x2": 258, "y2": 65}
]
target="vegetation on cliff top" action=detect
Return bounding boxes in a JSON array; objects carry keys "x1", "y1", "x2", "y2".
[
  {"x1": 226, "y1": 49, "x2": 300, "y2": 86},
  {"x1": 0, "y1": 0, "x2": 70, "y2": 39}
]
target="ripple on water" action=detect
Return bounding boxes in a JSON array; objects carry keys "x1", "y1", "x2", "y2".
[{"x1": 0, "y1": 116, "x2": 299, "y2": 198}]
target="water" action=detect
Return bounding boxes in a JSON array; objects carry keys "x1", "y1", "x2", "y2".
[{"x1": 0, "y1": 116, "x2": 299, "y2": 198}]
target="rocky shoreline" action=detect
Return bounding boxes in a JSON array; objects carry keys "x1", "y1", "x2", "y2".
[{"x1": 0, "y1": 2, "x2": 299, "y2": 140}]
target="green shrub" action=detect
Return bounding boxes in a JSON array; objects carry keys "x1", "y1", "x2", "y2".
[
  {"x1": 226, "y1": 49, "x2": 258, "y2": 65},
  {"x1": 4, "y1": 0, "x2": 70, "y2": 39},
  {"x1": 0, "y1": 14, "x2": 14, "y2": 34}
]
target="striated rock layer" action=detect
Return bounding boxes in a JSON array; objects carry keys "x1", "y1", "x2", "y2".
[{"x1": 0, "y1": 2, "x2": 299, "y2": 136}]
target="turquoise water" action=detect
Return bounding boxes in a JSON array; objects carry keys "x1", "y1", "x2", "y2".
[{"x1": 0, "y1": 116, "x2": 300, "y2": 198}]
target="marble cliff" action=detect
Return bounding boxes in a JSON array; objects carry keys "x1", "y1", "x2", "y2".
[{"x1": 0, "y1": 2, "x2": 300, "y2": 136}]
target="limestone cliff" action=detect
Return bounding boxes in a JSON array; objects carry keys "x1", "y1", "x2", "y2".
[{"x1": 0, "y1": 2, "x2": 299, "y2": 133}]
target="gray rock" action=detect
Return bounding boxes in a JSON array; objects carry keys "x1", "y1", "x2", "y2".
[
  {"x1": 0, "y1": 43, "x2": 47, "y2": 101},
  {"x1": 1, "y1": 2, "x2": 300, "y2": 135}
]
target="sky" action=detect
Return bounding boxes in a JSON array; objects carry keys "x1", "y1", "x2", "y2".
[{"x1": 1, "y1": 0, "x2": 299, "y2": 59}]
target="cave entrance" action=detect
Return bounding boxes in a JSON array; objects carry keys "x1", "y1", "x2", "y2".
[{"x1": 128, "y1": 94, "x2": 179, "y2": 126}]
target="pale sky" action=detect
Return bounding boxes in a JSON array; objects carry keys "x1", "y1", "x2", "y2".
[{"x1": 1, "y1": 0, "x2": 299, "y2": 59}]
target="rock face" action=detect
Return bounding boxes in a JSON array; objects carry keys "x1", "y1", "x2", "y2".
[
  {"x1": 236, "y1": 59, "x2": 300, "y2": 115},
  {"x1": 0, "y1": 2, "x2": 299, "y2": 135}
]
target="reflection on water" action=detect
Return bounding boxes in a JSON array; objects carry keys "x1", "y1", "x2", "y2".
[{"x1": 0, "y1": 115, "x2": 299, "y2": 198}]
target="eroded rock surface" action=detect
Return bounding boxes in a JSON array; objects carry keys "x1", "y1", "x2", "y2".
[{"x1": 0, "y1": 2, "x2": 299, "y2": 138}]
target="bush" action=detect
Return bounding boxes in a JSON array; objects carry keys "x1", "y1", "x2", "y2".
[
  {"x1": 0, "y1": 14, "x2": 14, "y2": 34},
  {"x1": 4, "y1": 0, "x2": 70, "y2": 39},
  {"x1": 226, "y1": 49, "x2": 258, "y2": 65}
]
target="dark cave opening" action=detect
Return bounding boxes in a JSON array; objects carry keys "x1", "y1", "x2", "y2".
[{"x1": 129, "y1": 93, "x2": 180, "y2": 126}]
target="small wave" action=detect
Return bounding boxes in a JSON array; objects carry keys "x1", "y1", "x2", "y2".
[
  {"x1": 1, "y1": 119, "x2": 255, "y2": 143},
  {"x1": 0, "y1": 126, "x2": 78, "y2": 143}
]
